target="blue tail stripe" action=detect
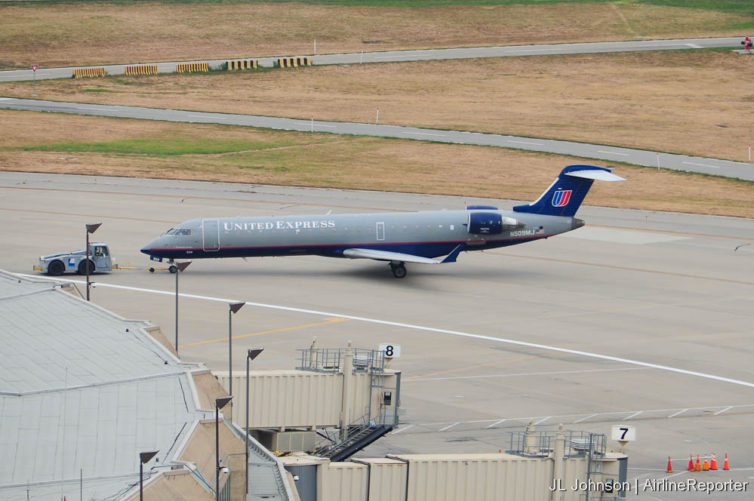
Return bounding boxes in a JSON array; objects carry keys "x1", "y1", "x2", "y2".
[{"x1": 513, "y1": 164, "x2": 609, "y2": 217}]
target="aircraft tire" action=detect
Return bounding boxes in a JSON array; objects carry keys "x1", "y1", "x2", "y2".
[
  {"x1": 77, "y1": 259, "x2": 95, "y2": 275},
  {"x1": 48, "y1": 260, "x2": 65, "y2": 276},
  {"x1": 390, "y1": 262, "x2": 407, "y2": 279},
  {"x1": 168, "y1": 265, "x2": 178, "y2": 274}
]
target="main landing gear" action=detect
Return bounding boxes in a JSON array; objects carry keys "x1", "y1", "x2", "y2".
[{"x1": 389, "y1": 261, "x2": 407, "y2": 279}]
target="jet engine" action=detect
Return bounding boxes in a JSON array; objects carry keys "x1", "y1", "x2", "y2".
[{"x1": 467, "y1": 212, "x2": 520, "y2": 234}]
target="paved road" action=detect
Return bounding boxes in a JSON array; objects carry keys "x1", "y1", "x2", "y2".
[
  {"x1": 0, "y1": 37, "x2": 741, "y2": 82},
  {"x1": 2, "y1": 96, "x2": 752, "y2": 181},
  {"x1": 1, "y1": 172, "x2": 752, "y2": 501}
]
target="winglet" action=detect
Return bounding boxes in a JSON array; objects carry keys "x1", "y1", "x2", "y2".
[{"x1": 441, "y1": 244, "x2": 466, "y2": 264}]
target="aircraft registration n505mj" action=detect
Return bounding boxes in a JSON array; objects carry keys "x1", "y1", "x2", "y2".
[{"x1": 141, "y1": 165, "x2": 623, "y2": 278}]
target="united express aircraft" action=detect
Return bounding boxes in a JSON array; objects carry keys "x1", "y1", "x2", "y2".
[{"x1": 141, "y1": 165, "x2": 623, "y2": 278}]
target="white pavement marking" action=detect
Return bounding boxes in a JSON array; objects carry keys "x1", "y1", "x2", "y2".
[
  {"x1": 683, "y1": 161, "x2": 720, "y2": 169},
  {"x1": 714, "y1": 406, "x2": 733, "y2": 416},
  {"x1": 574, "y1": 413, "x2": 598, "y2": 424},
  {"x1": 533, "y1": 416, "x2": 551, "y2": 426},
  {"x1": 386, "y1": 403, "x2": 754, "y2": 433},
  {"x1": 597, "y1": 150, "x2": 629, "y2": 156},
  {"x1": 625, "y1": 411, "x2": 643, "y2": 420},
  {"x1": 508, "y1": 140, "x2": 543, "y2": 146},
  {"x1": 486, "y1": 418, "x2": 507, "y2": 429},
  {"x1": 686, "y1": 44, "x2": 703, "y2": 49},
  {"x1": 439, "y1": 422, "x2": 460, "y2": 432},
  {"x1": 391, "y1": 424, "x2": 414, "y2": 435},
  {"x1": 16, "y1": 274, "x2": 754, "y2": 391},
  {"x1": 667, "y1": 409, "x2": 687, "y2": 418},
  {"x1": 409, "y1": 367, "x2": 644, "y2": 382}
]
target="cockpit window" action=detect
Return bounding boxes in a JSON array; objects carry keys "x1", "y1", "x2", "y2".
[{"x1": 166, "y1": 228, "x2": 192, "y2": 236}]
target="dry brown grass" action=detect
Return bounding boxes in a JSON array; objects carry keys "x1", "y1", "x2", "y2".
[
  {"x1": 4, "y1": 50, "x2": 753, "y2": 162},
  {"x1": 1, "y1": 3, "x2": 751, "y2": 219},
  {"x1": 2, "y1": 110, "x2": 751, "y2": 218},
  {"x1": 0, "y1": 2, "x2": 747, "y2": 69}
]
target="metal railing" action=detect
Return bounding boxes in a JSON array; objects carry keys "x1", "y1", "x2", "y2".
[
  {"x1": 507, "y1": 430, "x2": 606, "y2": 458},
  {"x1": 296, "y1": 347, "x2": 385, "y2": 373}
]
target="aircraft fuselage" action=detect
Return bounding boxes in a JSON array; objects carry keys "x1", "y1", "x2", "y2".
[{"x1": 142, "y1": 210, "x2": 580, "y2": 261}]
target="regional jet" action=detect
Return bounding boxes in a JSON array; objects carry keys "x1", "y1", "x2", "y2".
[{"x1": 141, "y1": 164, "x2": 623, "y2": 278}]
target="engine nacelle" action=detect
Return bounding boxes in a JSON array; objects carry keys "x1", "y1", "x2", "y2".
[
  {"x1": 467, "y1": 212, "x2": 520, "y2": 235},
  {"x1": 468, "y1": 212, "x2": 502, "y2": 234},
  {"x1": 466, "y1": 205, "x2": 498, "y2": 210}
]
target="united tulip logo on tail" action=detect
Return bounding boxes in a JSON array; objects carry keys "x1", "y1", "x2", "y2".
[{"x1": 552, "y1": 190, "x2": 572, "y2": 207}]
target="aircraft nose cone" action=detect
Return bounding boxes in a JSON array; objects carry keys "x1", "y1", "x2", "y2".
[{"x1": 140, "y1": 238, "x2": 160, "y2": 255}]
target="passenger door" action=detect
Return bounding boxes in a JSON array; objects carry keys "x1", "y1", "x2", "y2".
[{"x1": 202, "y1": 219, "x2": 220, "y2": 252}]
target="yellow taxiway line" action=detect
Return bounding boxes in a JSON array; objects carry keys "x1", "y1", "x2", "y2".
[{"x1": 179, "y1": 317, "x2": 349, "y2": 348}]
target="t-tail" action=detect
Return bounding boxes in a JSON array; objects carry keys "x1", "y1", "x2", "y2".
[{"x1": 513, "y1": 164, "x2": 624, "y2": 217}]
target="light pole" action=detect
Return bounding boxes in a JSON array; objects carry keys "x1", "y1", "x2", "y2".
[
  {"x1": 139, "y1": 450, "x2": 158, "y2": 501},
  {"x1": 228, "y1": 302, "x2": 245, "y2": 402},
  {"x1": 173, "y1": 261, "x2": 191, "y2": 353},
  {"x1": 245, "y1": 348, "x2": 264, "y2": 495},
  {"x1": 215, "y1": 396, "x2": 233, "y2": 501},
  {"x1": 85, "y1": 223, "x2": 101, "y2": 301}
]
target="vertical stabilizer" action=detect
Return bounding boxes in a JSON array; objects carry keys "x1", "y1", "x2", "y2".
[{"x1": 513, "y1": 165, "x2": 623, "y2": 217}]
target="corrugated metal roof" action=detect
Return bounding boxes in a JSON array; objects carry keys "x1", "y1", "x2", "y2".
[{"x1": 0, "y1": 272, "x2": 211, "y2": 501}]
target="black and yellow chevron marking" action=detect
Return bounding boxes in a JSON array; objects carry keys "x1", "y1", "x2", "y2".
[
  {"x1": 124, "y1": 65, "x2": 158, "y2": 76},
  {"x1": 72, "y1": 67, "x2": 106, "y2": 79},
  {"x1": 227, "y1": 59, "x2": 259, "y2": 71},
  {"x1": 176, "y1": 63, "x2": 209, "y2": 73},
  {"x1": 277, "y1": 57, "x2": 312, "y2": 68}
]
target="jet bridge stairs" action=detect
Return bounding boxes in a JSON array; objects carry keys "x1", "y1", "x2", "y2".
[
  {"x1": 313, "y1": 420, "x2": 394, "y2": 462},
  {"x1": 298, "y1": 345, "x2": 400, "y2": 462}
]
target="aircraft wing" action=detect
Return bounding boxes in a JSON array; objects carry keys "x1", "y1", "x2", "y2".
[{"x1": 342, "y1": 248, "x2": 442, "y2": 264}]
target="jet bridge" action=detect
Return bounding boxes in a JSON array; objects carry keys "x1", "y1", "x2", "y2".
[{"x1": 215, "y1": 343, "x2": 400, "y2": 461}]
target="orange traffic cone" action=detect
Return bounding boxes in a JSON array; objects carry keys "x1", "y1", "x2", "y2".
[
  {"x1": 688, "y1": 455, "x2": 694, "y2": 471},
  {"x1": 723, "y1": 453, "x2": 730, "y2": 470},
  {"x1": 666, "y1": 456, "x2": 673, "y2": 473},
  {"x1": 695, "y1": 454, "x2": 701, "y2": 472},
  {"x1": 703, "y1": 458, "x2": 710, "y2": 471},
  {"x1": 710, "y1": 454, "x2": 718, "y2": 470}
]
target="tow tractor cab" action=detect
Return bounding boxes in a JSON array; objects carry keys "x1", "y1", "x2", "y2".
[{"x1": 37, "y1": 243, "x2": 112, "y2": 276}]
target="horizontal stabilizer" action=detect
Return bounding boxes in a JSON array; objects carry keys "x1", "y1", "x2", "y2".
[{"x1": 565, "y1": 169, "x2": 625, "y2": 182}]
